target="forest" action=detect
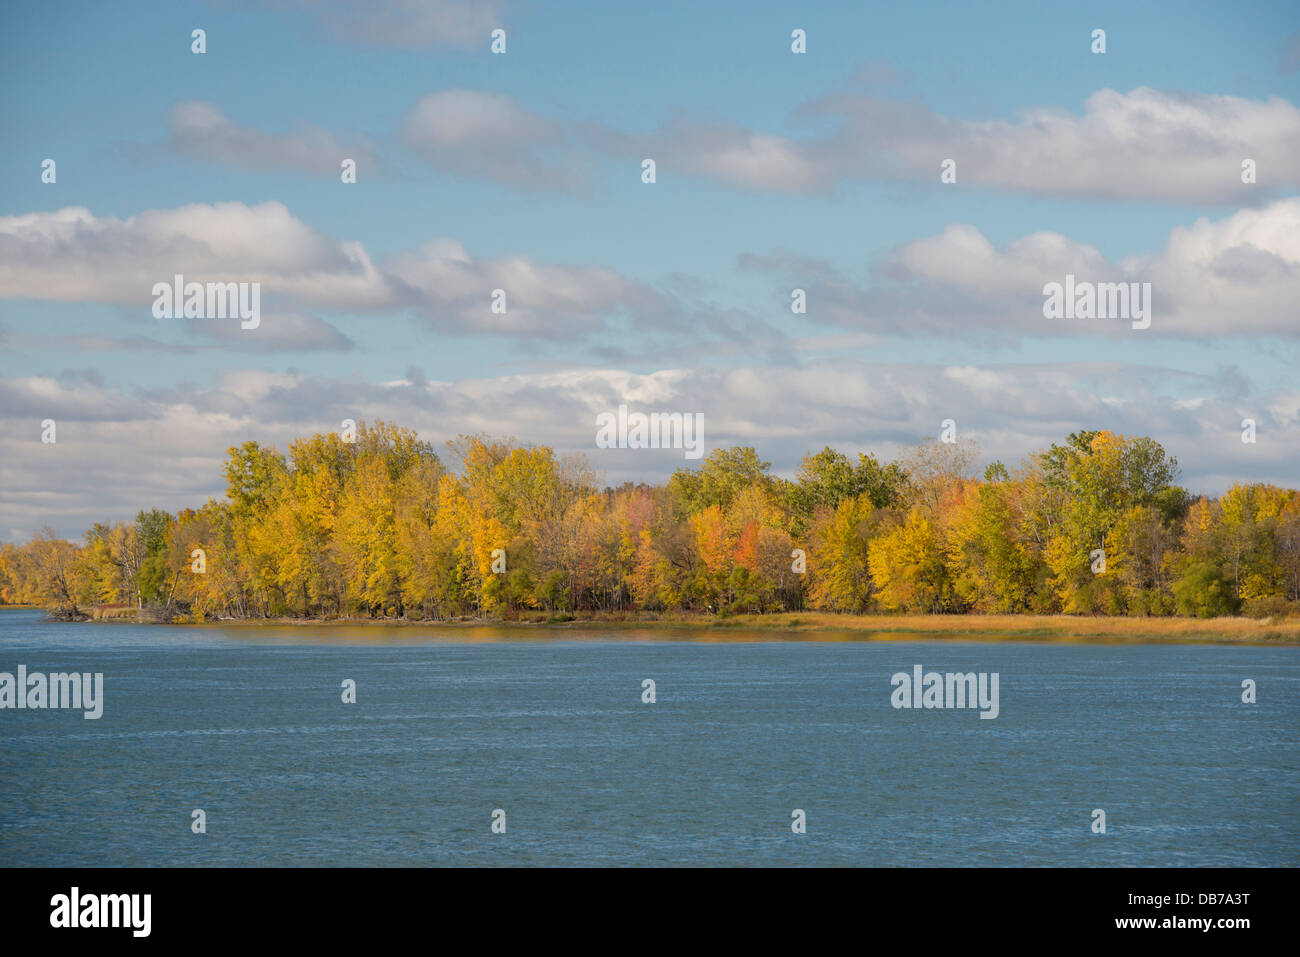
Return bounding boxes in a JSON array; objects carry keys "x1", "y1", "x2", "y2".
[{"x1": 1, "y1": 422, "x2": 1297, "y2": 622}]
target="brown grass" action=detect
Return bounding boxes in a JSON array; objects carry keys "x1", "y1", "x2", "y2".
[
  {"x1": 89, "y1": 604, "x2": 138, "y2": 620},
  {"x1": 199, "y1": 609, "x2": 1300, "y2": 644},
  {"x1": 703, "y1": 611, "x2": 1300, "y2": 643},
  {"x1": 22, "y1": 603, "x2": 1298, "y2": 644}
]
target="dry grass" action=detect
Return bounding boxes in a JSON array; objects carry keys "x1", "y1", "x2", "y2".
[
  {"x1": 24, "y1": 603, "x2": 1299, "y2": 644},
  {"x1": 702, "y1": 611, "x2": 1300, "y2": 643},
  {"x1": 89, "y1": 604, "x2": 138, "y2": 620},
  {"x1": 251, "y1": 610, "x2": 1300, "y2": 644}
]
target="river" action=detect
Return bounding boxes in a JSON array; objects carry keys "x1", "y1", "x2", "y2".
[{"x1": 1, "y1": 608, "x2": 1295, "y2": 866}]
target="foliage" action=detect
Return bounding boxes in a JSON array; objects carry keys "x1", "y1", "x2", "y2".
[{"x1": 3, "y1": 426, "x2": 1295, "y2": 622}]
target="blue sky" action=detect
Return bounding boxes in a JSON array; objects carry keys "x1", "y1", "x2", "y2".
[{"x1": 2, "y1": 0, "x2": 1299, "y2": 539}]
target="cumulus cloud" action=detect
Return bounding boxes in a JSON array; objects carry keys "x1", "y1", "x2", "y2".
[
  {"x1": 160, "y1": 91, "x2": 577, "y2": 190},
  {"x1": 387, "y1": 238, "x2": 667, "y2": 337},
  {"x1": 596, "y1": 114, "x2": 825, "y2": 192},
  {"x1": 171, "y1": 81, "x2": 1298, "y2": 201},
  {"x1": 163, "y1": 100, "x2": 379, "y2": 177},
  {"x1": 744, "y1": 197, "x2": 1300, "y2": 339},
  {"x1": 0, "y1": 202, "x2": 391, "y2": 310},
  {"x1": 0, "y1": 202, "x2": 667, "y2": 341},
  {"x1": 618, "y1": 87, "x2": 1300, "y2": 202},
  {"x1": 401, "y1": 90, "x2": 584, "y2": 190},
  {"x1": 4, "y1": 195, "x2": 1295, "y2": 351}
]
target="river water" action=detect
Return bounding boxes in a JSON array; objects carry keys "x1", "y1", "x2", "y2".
[{"x1": 1, "y1": 608, "x2": 1295, "y2": 866}]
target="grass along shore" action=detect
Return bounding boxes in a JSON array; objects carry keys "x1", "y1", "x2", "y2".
[
  {"x1": 25, "y1": 605, "x2": 1296, "y2": 644},
  {"x1": 708, "y1": 611, "x2": 1300, "y2": 643}
]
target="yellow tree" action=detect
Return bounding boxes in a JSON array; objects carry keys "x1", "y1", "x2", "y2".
[
  {"x1": 394, "y1": 458, "x2": 448, "y2": 617},
  {"x1": 809, "y1": 494, "x2": 875, "y2": 612},
  {"x1": 334, "y1": 454, "x2": 401, "y2": 615},
  {"x1": 869, "y1": 509, "x2": 952, "y2": 613}
]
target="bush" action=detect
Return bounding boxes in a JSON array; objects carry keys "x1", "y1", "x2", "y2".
[
  {"x1": 1172, "y1": 563, "x2": 1235, "y2": 618},
  {"x1": 1241, "y1": 595, "x2": 1296, "y2": 619}
]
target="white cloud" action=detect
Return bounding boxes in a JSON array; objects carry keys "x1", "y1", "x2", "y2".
[
  {"x1": 401, "y1": 90, "x2": 582, "y2": 189},
  {"x1": 630, "y1": 87, "x2": 1300, "y2": 202},
  {"x1": 164, "y1": 100, "x2": 379, "y2": 177},
  {"x1": 749, "y1": 198, "x2": 1300, "y2": 339},
  {"x1": 0, "y1": 202, "x2": 665, "y2": 340},
  {"x1": 387, "y1": 239, "x2": 666, "y2": 336},
  {"x1": 0, "y1": 202, "x2": 391, "y2": 310}
]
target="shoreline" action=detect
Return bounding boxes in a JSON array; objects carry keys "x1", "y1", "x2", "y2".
[
  {"x1": 10, "y1": 606, "x2": 1297, "y2": 644},
  {"x1": 253, "y1": 613, "x2": 1300, "y2": 643}
]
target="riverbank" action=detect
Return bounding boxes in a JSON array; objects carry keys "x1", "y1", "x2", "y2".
[
  {"x1": 9, "y1": 604, "x2": 1299, "y2": 643},
  {"x1": 32, "y1": 609, "x2": 1292, "y2": 644}
]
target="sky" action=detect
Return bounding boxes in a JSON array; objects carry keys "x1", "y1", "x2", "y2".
[{"x1": 1, "y1": 0, "x2": 1299, "y2": 540}]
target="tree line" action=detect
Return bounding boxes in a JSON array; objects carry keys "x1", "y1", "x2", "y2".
[{"x1": 2, "y1": 422, "x2": 1297, "y2": 621}]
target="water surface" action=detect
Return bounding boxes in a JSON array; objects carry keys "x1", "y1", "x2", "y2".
[{"x1": 1, "y1": 608, "x2": 1295, "y2": 866}]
